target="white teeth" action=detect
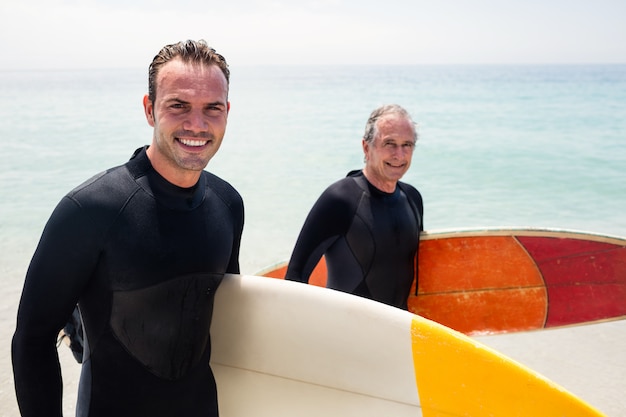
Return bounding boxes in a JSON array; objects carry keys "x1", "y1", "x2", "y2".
[{"x1": 179, "y1": 138, "x2": 207, "y2": 147}]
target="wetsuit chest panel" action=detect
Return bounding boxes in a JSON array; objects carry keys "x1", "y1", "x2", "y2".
[
  {"x1": 79, "y1": 185, "x2": 235, "y2": 382},
  {"x1": 110, "y1": 273, "x2": 222, "y2": 380},
  {"x1": 99, "y1": 191, "x2": 235, "y2": 291},
  {"x1": 363, "y1": 192, "x2": 419, "y2": 306}
]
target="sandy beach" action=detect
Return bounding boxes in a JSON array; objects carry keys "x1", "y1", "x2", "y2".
[{"x1": 476, "y1": 320, "x2": 626, "y2": 416}]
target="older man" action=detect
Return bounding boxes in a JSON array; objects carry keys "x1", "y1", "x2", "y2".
[{"x1": 286, "y1": 104, "x2": 423, "y2": 309}]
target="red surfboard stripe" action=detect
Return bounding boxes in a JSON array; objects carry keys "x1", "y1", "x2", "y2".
[{"x1": 517, "y1": 236, "x2": 626, "y2": 326}]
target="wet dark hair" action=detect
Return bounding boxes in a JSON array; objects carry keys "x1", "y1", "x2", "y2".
[{"x1": 148, "y1": 39, "x2": 230, "y2": 103}]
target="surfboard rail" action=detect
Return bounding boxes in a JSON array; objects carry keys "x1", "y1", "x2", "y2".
[{"x1": 420, "y1": 226, "x2": 626, "y2": 244}]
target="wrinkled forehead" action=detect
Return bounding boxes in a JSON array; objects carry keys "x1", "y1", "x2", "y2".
[{"x1": 375, "y1": 114, "x2": 416, "y2": 142}]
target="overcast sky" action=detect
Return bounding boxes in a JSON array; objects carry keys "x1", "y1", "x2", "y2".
[{"x1": 1, "y1": 0, "x2": 625, "y2": 70}]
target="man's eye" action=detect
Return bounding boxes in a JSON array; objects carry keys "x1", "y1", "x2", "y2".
[{"x1": 207, "y1": 106, "x2": 222, "y2": 112}]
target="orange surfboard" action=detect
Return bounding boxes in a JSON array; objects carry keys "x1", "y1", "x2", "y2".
[{"x1": 259, "y1": 228, "x2": 626, "y2": 335}]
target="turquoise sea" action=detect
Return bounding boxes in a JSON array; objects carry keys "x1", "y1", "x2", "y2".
[{"x1": 1, "y1": 65, "x2": 625, "y2": 415}]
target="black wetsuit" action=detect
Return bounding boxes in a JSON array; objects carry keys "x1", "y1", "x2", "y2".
[
  {"x1": 285, "y1": 170, "x2": 423, "y2": 309},
  {"x1": 12, "y1": 147, "x2": 244, "y2": 417}
]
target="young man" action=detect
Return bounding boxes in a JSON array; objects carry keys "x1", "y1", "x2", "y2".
[
  {"x1": 12, "y1": 40, "x2": 244, "y2": 417},
  {"x1": 286, "y1": 104, "x2": 423, "y2": 309}
]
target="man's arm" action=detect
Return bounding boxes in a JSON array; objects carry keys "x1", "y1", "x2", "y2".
[
  {"x1": 285, "y1": 183, "x2": 356, "y2": 282},
  {"x1": 12, "y1": 197, "x2": 101, "y2": 417}
]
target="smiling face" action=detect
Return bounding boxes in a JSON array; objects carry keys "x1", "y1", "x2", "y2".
[
  {"x1": 362, "y1": 113, "x2": 416, "y2": 193},
  {"x1": 143, "y1": 58, "x2": 230, "y2": 187}
]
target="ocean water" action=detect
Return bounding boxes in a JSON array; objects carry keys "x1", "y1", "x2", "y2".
[
  {"x1": 1, "y1": 65, "x2": 625, "y2": 415},
  {"x1": 2, "y1": 65, "x2": 626, "y2": 276}
]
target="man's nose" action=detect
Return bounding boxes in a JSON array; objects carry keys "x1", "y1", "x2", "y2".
[{"x1": 184, "y1": 110, "x2": 208, "y2": 132}]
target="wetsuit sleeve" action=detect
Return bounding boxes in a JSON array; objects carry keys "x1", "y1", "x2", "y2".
[
  {"x1": 399, "y1": 182, "x2": 424, "y2": 231},
  {"x1": 12, "y1": 196, "x2": 104, "y2": 417},
  {"x1": 206, "y1": 173, "x2": 244, "y2": 275},
  {"x1": 399, "y1": 182, "x2": 424, "y2": 297},
  {"x1": 285, "y1": 183, "x2": 356, "y2": 282},
  {"x1": 226, "y1": 192, "x2": 244, "y2": 274}
]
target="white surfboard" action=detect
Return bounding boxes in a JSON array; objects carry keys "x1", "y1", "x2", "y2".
[{"x1": 210, "y1": 274, "x2": 606, "y2": 416}]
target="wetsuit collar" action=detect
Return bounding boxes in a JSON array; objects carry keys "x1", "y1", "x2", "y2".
[
  {"x1": 128, "y1": 146, "x2": 207, "y2": 210},
  {"x1": 347, "y1": 169, "x2": 401, "y2": 201}
]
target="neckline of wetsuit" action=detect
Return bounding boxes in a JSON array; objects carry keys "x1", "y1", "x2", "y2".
[
  {"x1": 128, "y1": 146, "x2": 206, "y2": 211},
  {"x1": 346, "y1": 169, "x2": 401, "y2": 203}
]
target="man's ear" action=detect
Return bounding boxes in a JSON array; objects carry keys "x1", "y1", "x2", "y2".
[
  {"x1": 143, "y1": 94, "x2": 155, "y2": 127},
  {"x1": 362, "y1": 139, "x2": 369, "y2": 161}
]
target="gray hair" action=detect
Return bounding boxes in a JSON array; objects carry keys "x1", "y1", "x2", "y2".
[{"x1": 363, "y1": 104, "x2": 418, "y2": 144}]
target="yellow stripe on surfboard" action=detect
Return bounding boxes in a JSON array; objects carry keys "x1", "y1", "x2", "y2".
[{"x1": 411, "y1": 316, "x2": 606, "y2": 416}]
